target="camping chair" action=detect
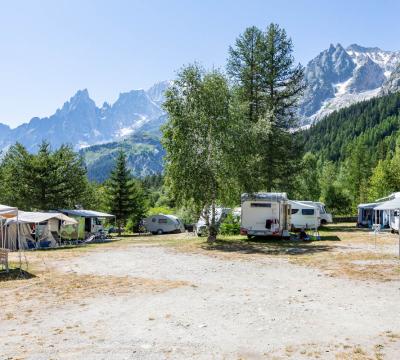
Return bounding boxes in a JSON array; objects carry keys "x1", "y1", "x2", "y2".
[
  {"x1": 26, "y1": 239, "x2": 36, "y2": 250},
  {"x1": 38, "y1": 239, "x2": 51, "y2": 248}
]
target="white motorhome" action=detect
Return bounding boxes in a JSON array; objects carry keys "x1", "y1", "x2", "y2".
[
  {"x1": 195, "y1": 207, "x2": 231, "y2": 237},
  {"x1": 288, "y1": 200, "x2": 320, "y2": 230},
  {"x1": 144, "y1": 214, "x2": 185, "y2": 235},
  {"x1": 299, "y1": 201, "x2": 332, "y2": 224},
  {"x1": 240, "y1": 193, "x2": 291, "y2": 238}
]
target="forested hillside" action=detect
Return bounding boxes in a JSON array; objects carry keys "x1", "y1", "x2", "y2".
[
  {"x1": 302, "y1": 92, "x2": 400, "y2": 162},
  {"x1": 297, "y1": 92, "x2": 400, "y2": 214},
  {"x1": 81, "y1": 133, "x2": 164, "y2": 183}
]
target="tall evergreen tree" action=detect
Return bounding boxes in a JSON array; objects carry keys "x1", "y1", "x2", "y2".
[
  {"x1": 106, "y1": 150, "x2": 137, "y2": 234},
  {"x1": 228, "y1": 23, "x2": 305, "y2": 192},
  {"x1": 0, "y1": 141, "x2": 89, "y2": 210}
]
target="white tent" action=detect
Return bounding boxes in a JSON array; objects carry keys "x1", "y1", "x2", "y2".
[
  {"x1": 5, "y1": 211, "x2": 78, "y2": 250},
  {"x1": 0, "y1": 205, "x2": 19, "y2": 248},
  {"x1": 374, "y1": 198, "x2": 400, "y2": 211},
  {"x1": 0, "y1": 204, "x2": 20, "y2": 270},
  {"x1": 7, "y1": 211, "x2": 78, "y2": 225},
  {"x1": 0, "y1": 205, "x2": 18, "y2": 218}
]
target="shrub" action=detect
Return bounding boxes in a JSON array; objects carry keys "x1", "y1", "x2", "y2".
[{"x1": 219, "y1": 213, "x2": 240, "y2": 235}]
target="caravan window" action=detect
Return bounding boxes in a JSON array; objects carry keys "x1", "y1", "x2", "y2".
[
  {"x1": 291, "y1": 209, "x2": 299, "y2": 214},
  {"x1": 158, "y1": 218, "x2": 168, "y2": 224},
  {"x1": 251, "y1": 203, "x2": 271, "y2": 207},
  {"x1": 302, "y1": 209, "x2": 315, "y2": 215}
]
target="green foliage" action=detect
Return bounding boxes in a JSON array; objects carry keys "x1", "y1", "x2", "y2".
[
  {"x1": 147, "y1": 206, "x2": 174, "y2": 216},
  {"x1": 296, "y1": 92, "x2": 400, "y2": 215},
  {"x1": 81, "y1": 133, "x2": 164, "y2": 183},
  {"x1": 0, "y1": 141, "x2": 92, "y2": 210},
  {"x1": 162, "y1": 65, "x2": 237, "y2": 240},
  {"x1": 105, "y1": 150, "x2": 147, "y2": 232},
  {"x1": 227, "y1": 23, "x2": 305, "y2": 193},
  {"x1": 219, "y1": 213, "x2": 241, "y2": 235}
]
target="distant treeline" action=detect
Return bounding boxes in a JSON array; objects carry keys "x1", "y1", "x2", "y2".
[{"x1": 297, "y1": 92, "x2": 400, "y2": 214}]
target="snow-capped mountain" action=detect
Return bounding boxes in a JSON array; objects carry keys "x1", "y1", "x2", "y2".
[
  {"x1": 0, "y1": 81, "x2": 171, "y2": 153},
  {"x1": 300, "y1": 44, "x2": 400, "y2": 124},
  {"x1": 380, "y1": 62, "x2": 400, "y2": 95},
  {"x1": 1, "y1": 43, "x2": 399, "y2": 155}
]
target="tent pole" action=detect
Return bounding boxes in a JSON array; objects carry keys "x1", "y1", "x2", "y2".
[
  {"x1": 17, "y1": 211, "x2": 22, "y2": 269},
  {"x1": 398, "y1": 208, "x2": 400, "y2": 258}
]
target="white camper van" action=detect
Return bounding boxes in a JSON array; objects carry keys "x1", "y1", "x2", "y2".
[
  {"x1": 144, "y1": 214, "x2": 185, "y2": 235},
  {"x1": 288, "y1": 200, "x2": 320, "y2": 230},
  {"x1": 240, "y1": 193, "x2": 291, "y2": 238},
  {"x1": 299, "y1": 201, "x2": 332, "y2": 224},
  {"x1": 195, "y1": 207, "x2": 231, "y2": 237}
]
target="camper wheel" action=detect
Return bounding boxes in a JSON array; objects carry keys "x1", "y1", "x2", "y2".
[
  {"x1": 157, "y1": 229, "x2": 163, "y2": 235},
  {"x1": 321, "y1": 219, "x2": 327, "y2": 225}
]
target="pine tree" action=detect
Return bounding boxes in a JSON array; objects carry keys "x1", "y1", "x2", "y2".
[
  {"x1": 0, "y1": 141, "x2": 89, "y2": 210},
  {"x1": 227, "y1": 23, "x2": 305, "y2": 192},
  {"x1": 106, "y1": 150, "x2": 137, "y2": 235}
]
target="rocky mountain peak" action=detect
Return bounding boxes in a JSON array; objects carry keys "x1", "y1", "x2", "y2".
[{"x1": 347, "y1": 44, "x2": 381, "y2": 53}]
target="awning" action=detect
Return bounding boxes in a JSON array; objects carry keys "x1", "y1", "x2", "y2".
[
  {"x1": 358, "y1": 202, "x2": 380, "y2": 209},
  {"x1": 0, "y1": 205, "x2": 18, "y2": 218},
  {"x1": 59, "y1": 209, "x2": 115, "y2": 218},
  {"x1": 6, "y1": 211, "x2": 78, "y2": 225},
  {"x1": 374, "y1": 198, "x2": 400, "y2": 211}
]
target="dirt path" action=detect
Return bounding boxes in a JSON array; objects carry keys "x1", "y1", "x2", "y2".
[{"x1": 1, "y1": 235, "x2": 400, "y2": 359}]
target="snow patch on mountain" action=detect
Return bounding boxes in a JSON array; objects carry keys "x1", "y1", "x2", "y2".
[{"x1": 300, "y1": 44, "x2": 400, "y2": 125}]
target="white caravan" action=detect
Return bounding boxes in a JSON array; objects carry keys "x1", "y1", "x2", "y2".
[
  {"x1": 240, "y1": 193, "x2": 291, "y2": 238},
  {"x1": 299, "y1": 201, "x2": 333, "y2": 225},
  {"x1": 288, "y1": 200, "x2": 320, "y2": 230},
  {"x1": 144, "y1": 214, "x2": 185, "y2": 235},
  {"x1": 195, "y1": 207, "x2": 231, "y2": 237}
]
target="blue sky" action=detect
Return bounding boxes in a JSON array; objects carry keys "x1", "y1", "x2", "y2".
[{"x1": 1, "y1": 0, "x2": 399, "y2": 127}]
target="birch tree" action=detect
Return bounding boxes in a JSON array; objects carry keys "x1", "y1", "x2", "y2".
[{"x1": 162, "y1": 65, "x2": 234, "y2": 242}]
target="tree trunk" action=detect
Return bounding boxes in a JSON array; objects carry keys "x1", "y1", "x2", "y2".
[{"x1": 207, "y1": 198, "x2": 217, "y2": 243}]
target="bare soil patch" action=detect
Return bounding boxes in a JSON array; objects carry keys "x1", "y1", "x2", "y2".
[{"x1": 1, "y1": 225, "x2": 399, "y2": 359}]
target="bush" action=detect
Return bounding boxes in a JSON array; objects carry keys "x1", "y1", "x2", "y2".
[{"x1": 219, "y1": 213, "x2": 240, "y2": 235}]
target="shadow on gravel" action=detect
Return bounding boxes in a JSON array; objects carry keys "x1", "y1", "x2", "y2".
[
  {"x1": 202, "y1": 239, "x2": 337, "y2": 256},
  {"x1": 0, "y1": 268, "x2": 37, "y2": 282},
  {"x1": 320, "y1": 225, "x2": 367, "y2": 233}
]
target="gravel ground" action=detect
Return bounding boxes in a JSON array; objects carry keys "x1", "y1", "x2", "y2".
[{"x1": 1, "y1": 239, "x2": 400, "y2": 359}]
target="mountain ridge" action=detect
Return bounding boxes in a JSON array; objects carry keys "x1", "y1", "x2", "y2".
[
  {"x1": 0, "y1": 81, "x2": 170, "y2": 153},
  {"x1": 299, "y1": 43, "x2": 400, "y2": 124}
]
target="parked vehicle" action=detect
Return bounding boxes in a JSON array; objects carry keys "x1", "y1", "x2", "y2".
[
  {"x1": 288, "y1": 200, "x2": 320, "y2": 230},
  {"x1": 143, "y1": 214, "x2": 185, "y2": 235},
  {"x1": 299, "y1": 201, "x2": 333, "y2": 225},
  {"x1": 195, "y1": 207, "x2": 231, "y2": 237},
  {"x1": 59, "y1": 209, "x2": 115, "y2": 239},
  {"x1": 240, "y1": 193, "x2": 291, "y2": 238}
]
